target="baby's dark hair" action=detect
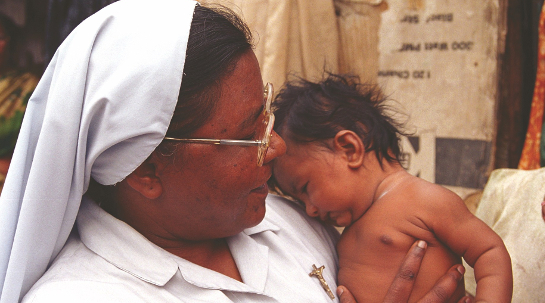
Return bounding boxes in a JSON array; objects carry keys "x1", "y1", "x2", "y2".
[{"x1": 273, "y1": 72, "x2": 407, "y2": 164}]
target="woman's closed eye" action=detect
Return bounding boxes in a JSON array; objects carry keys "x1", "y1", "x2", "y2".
[{"x1": 241, "y1": 131, "x2": 257, "y2": 140}]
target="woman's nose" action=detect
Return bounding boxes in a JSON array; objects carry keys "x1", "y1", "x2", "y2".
[{"x1": 262, "y1": 130, "x2": 286, "y2": 165}]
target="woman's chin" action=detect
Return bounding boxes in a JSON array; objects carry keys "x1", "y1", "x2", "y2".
[{"x1": 244, "y1": 199, "x2": 267, "y2": 228}]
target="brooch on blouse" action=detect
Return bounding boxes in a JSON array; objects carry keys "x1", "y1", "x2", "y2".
[{"x1": 309, "y1": 264, "x2": 335, "y2": 300}]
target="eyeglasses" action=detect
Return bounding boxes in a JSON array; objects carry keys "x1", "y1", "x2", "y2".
[{"x1": 164, "y1": 82, "x2": 275, "y2": 166}]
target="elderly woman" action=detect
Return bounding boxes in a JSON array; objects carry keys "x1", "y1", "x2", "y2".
[{"x1": 0, "y1": 0, "x2": 468, "y2": 302}]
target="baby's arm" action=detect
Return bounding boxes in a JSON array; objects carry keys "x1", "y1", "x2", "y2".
[{"x1": 422, "y1": 188, "x2": 512, "y2": 303}]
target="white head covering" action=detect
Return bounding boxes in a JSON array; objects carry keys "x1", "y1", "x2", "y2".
[{"x1": 0, "y1": 0, "x2": 196, "y2": 300}]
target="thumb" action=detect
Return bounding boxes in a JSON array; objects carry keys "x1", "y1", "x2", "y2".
[{"x1": 337, "y1": 286, "x2": 357, "y2": 303}]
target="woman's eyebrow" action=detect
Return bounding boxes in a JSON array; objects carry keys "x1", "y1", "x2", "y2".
[{"x1": 238, "y1": 104, "x2": 264, "y2": 131}]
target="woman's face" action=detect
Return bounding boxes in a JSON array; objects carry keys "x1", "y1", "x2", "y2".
[{"x1": 154, "y1": 50, "x2": 286, "y2": 240}]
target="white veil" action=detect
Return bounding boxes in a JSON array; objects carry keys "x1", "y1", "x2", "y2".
[{"x1": 0, "y1": 0, "x2": 196, "y2": 301}]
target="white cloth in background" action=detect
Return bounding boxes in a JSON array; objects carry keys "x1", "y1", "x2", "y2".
[
  {"x1": 463, "y1": 168, "x2": 545, "y2": 303},
  {"x1": 0, "y1": 0, "x2": 195, "y2": 301},
  {"x1": 23, "y1": 195, "x2": 340, "y2": 303},
  {"x1": 201, "y1": 0, "x2": 339, "y2": 90}
]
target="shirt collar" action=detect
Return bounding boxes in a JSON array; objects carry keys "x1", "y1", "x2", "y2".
[
  {"x1": 77, "y1": 196, "x2": 179, "y2": 286},
  {"x1": 243, "y1": 215, "x2": 280, "y2": 235},
  {"x1": 76, "y1": 196, "x2": 281, "y2": 289},
  {"x1": 172, "y1": 212, "x2": 279, "y2": 292}
]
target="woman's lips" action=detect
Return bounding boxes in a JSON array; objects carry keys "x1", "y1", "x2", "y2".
[{"x1": 251, "y1": 183, "x2": 269, "y2": 195}]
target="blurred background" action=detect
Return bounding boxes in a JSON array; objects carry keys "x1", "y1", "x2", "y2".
[{"x1": 1, "y1": 0, "x2": 542, "y2": 201}]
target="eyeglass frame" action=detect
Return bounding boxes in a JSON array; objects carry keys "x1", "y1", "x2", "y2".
[{"x1": 163, "y1": 82, "x2": 275, "y2": 167}]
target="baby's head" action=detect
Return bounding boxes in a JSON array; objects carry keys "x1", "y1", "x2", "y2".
[{"x1": 270, "y1": 73, "x2": 406, "y2": 226}]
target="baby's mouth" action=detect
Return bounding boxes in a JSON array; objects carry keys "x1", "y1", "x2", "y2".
[{"x1": 319, "y1": 212, "x2": 338, "y2": 225}]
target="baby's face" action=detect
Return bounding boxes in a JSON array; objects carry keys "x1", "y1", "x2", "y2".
[{"x1": 273, "y1": 142, "x2": 366, "y2": 227}]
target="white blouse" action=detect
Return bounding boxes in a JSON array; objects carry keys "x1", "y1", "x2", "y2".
[{"x1": 23, "y1": 194, "x2": 340, "y2": 303}]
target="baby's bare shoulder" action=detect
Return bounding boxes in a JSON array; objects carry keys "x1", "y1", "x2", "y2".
[
  {"x1": 399, "y1": 177, "x2": 463, "y2": 206},
  {"x1": 381, "y1": 177, "x2": 469, "y2": 231}
]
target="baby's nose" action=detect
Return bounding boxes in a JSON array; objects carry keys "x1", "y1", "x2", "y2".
[{"x1": 305, "y1": 204, "x2": 319, "y2": 217}]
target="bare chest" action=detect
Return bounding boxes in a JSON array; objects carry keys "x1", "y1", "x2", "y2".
[
  {"x1": 336, "y1": 204, "x2": 463, "y2": 303},
  {"x1": 338, "y1": 202, "x2": 436, "y2": 261}
]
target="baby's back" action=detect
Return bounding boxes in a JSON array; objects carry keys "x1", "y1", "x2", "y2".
[{"x1": 337, "y1": 176, "x2": 466, "y2": 302}]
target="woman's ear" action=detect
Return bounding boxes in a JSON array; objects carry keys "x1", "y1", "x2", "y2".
[
  {"x1": 125, "y1": 156, "x2": 163, "y2": 199},
  {"x1": 333, "y1": 130, "x2": 364, "y2": 169}
]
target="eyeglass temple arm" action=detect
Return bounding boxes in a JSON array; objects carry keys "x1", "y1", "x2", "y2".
[
  {"x1": 217, "y1": 139, "x2": 261, "y2": 146},
  {"x1": 163, "y1": 137, "x2": 261, "y2": 146}
]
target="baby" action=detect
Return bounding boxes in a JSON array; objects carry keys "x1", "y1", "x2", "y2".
[{"x1": 270, "y1": 73, "x2": 513, "y2": 302}]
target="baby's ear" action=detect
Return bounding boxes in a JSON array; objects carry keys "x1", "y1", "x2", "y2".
[
  {"x1": 333, "y1": 130, "x2": 364, "y2": 169},
  {"x1": 125, "y1": 154, "x2": 163, "y2": 199}
]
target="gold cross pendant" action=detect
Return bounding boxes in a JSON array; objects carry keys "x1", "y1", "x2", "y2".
[{"x1": 309, "y1": 264, "x2": 335, "y2": 300}]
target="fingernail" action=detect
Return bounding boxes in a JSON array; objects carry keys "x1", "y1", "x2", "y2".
[
  {"x1": 465, "y1": 298, "x2": 471, "y2": 303},
  {"x1": 337, "y1": 287, "x2": 344, "y2": 296},
  {"x1": 456, "y1": 265, "x2": 465, "y2": 275},
  {"x1": 541, "y1": 200, "x2": 545, "y2": 206},
  {"x1": 417, "y1": 240, "x2": 427, "y2": 249}
]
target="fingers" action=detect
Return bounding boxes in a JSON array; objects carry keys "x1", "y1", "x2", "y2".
[
  {"x1": 416, "y1": 265, "x2": 466, "y2": 303},
  {"x1": 337, "y1": 286, "x2": 357, "y2": 303},
  {"x1": 456, "y1": 296, "x2": 474, "y2": 303},
  {"x1": 338, "y1": 240, "x2": 467, "y2": 303},
  {"x1": 383, "y1": 240, "x2": 427, "y2": 303}
]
